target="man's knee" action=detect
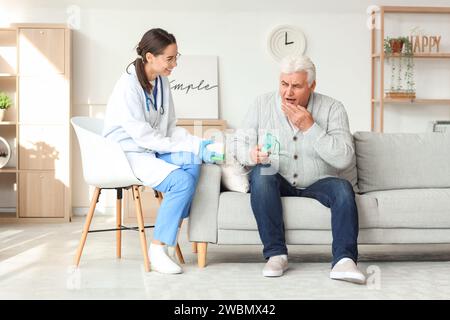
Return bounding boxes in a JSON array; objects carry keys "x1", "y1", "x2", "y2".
[
  {"x1": 250, "y1": 165, "x2": 278, "y2": 190},
  {"x1": 326, "y1": 177, "x2": 355, "y2": 202}
]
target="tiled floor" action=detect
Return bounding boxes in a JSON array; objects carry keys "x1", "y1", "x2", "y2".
[{"x1": 1, "y1": 216, "x2": 449, "y2": 299}]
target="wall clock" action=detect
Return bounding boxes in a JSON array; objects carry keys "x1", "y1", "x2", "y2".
[{"x1": 268, "y1": 25, "x2": 307, "y2": 61}]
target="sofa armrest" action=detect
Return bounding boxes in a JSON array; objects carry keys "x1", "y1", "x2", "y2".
[{"x1": 188, "y1": 164, "x2": 221, "y2": 243}]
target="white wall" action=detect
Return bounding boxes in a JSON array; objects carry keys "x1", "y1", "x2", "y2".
[{"x1": 1, "y1": 0, "x2": 450, "y2": 213}]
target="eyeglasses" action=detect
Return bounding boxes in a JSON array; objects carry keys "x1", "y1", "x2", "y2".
[{"x1": 166, "y1": 52, "x2": 181, "y2": 63}]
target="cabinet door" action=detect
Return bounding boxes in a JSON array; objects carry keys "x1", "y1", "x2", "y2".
[
  {"x1": 19, "y1": 28, "x2": 65, "y2": 75},
  {"x1": 19, "y1": 171, "x2": 65, "y2": 217},
  {"x1": 19, "y1": 75, "x2": 69, "y2": 124},
  {"x1": 19, "y1": 125, "x2": 68, "y2": 171}
]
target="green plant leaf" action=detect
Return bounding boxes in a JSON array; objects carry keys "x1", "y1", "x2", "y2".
[{"x1": 0, "y1": 92, "x2": 12, "y2": 109}]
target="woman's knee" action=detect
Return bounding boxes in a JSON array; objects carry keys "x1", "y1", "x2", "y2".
[
  {"x1": 168, "y1": 170, "x2": 197, "y2": 193},
  {"x1": 168, "y1": 152, "x2": 201, "y2": 166}
]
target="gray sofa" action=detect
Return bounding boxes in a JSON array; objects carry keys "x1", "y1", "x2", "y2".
[{"x1": 188, "y1": 132, "x2": 450, "y2": 267}]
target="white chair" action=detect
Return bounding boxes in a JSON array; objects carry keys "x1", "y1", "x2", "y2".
[{"x1": 71, "y1": 116, "x2": 184, "y2": 272}]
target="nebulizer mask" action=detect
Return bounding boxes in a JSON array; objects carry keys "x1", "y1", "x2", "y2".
[{"x1": 261, "y1": 133, "x2": 280, "y2": 155}]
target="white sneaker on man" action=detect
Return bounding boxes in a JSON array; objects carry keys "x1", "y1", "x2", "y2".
[
  {"x1": 148, "y1": 243, "x2": 182, "y2": 274},
  {"x1": 262, "y1": 254, "x2": 288, "y2": 277},
  {"x1": 330, "y1": 257, "x2": 366, "y2": 284}
]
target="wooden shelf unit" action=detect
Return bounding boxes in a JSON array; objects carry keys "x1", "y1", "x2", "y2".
[
  {"x1": 372, "y1": 52, "x2": 450, "y2": 59},
  {"x1": 0, "y1": 24, "x2": 72, "y2": 223},
  {"x1": 373, "y1": 99, "x2": 450, "y2": 105},
  {"x1": 370, "y1": 6, "x2": 450, "y2": 132}
]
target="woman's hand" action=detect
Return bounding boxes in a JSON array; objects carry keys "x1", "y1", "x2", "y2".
[{"x1": 198, "y1": 140, "x2": 217, "y2": 164}]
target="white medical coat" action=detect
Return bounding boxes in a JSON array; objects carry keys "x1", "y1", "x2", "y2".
[{"x1": 103, "y1": 65, "x2": 201, "y2": 187}]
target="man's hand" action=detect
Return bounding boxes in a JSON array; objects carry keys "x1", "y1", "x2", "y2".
[
  {"x1": 250, "y1": 145, "x2": 269, "y2": 165},
  {"x1": 281, "y1": 102, "x2": 314, "y2": 132}
]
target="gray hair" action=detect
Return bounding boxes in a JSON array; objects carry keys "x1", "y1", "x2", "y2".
[{"x1": 280, "y1": 55, "x2": 316, "y2": 86}]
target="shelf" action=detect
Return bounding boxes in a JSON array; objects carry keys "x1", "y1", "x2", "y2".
[
  {"x1": 372, "y1": 99, "x2": 450, "y2": 105},
  {"x1": 0, "y1": 121, "x2": 17, "y2": 126},
  {"x1": 382, "y1": 6, "x2": 450, "y2": 14},
  {"x1": 0, "y1": 168, "x2": 17, "y2": 173},
  {"x1": 372, "y1": 53, "x2": 450, "y2": 59},
  {"x1": 0, "y1": 73, "x2": 16, "y2": 77}
]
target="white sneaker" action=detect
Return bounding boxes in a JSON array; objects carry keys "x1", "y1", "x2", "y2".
[
  {"x1": 148, "y1": 243, "x2": 182, "y2": 274},
  {"x1": 262, "y1": 255, "x2": 288, "y2": 277},
  {"x1": 330, "y1": 258, "x2": 366, "y2": 284},
  {"x1": 167, "y1": 246, "x2": 183, "y2": 265}
]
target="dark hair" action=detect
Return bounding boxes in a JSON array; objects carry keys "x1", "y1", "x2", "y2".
[{"x1": 127, "y1": 28, "x2": 176, "y2": 94}]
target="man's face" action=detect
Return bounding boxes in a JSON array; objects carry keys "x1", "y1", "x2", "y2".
[{"x1": 279, "y1": 72, "x2": 316, "y2": 107}]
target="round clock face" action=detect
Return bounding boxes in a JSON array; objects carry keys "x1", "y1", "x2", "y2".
[{"x1": 267, "y1": 25, "x2": 307, "y2": 61}]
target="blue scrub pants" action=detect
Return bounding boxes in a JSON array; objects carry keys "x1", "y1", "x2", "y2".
[{"x1": 152, "y1": 152, "x2": 201, "y2": 246}]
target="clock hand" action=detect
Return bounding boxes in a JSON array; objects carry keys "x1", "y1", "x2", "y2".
[{"x1": 285, "y1": 32, "x2": 294, "y2": 45}]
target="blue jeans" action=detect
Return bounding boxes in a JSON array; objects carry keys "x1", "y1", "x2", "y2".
[
  {"x1": 152, "y1": 152, "x2": 201, "y2": 246},
  {"x1": 249, "y1": 164, "x2": 359, "y2": 267}
]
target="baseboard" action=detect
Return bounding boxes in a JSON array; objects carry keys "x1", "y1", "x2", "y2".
[{"x1": 72, "y1": 206, "x2": 116, "y2": 216}]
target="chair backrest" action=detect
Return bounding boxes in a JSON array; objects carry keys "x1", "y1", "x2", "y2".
[{"x1": 71, "y1": 116, "x2": 141, "y2": 188}]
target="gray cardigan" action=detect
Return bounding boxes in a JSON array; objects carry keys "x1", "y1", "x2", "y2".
[{"x1": 232, "y1": 91, "x2": 354, "y2": 188}]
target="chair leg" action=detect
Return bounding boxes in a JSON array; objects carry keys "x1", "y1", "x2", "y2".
[
  {"x1": 197, "y1": 242, "x2": 208, "y2": 268},
  {"x1": 74, "y1": 187, "x2": 101, "y2": 267},
  {"x1": 192, "y1": 242, "x2": 198, "y2": 253},
  {"x1": 116, "y1": 188, "x2": 122, "y2": 259},
  {"x1": 175, "y1": 243, "x2": 185, "y2": 264},
  {"x1": 133, "y1": 185, "x2": 151, "y2": 272}
]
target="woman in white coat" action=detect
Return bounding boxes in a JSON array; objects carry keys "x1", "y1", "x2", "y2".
[{"x1": 103, "y1": 28, "x2": 216, "y2": 274}]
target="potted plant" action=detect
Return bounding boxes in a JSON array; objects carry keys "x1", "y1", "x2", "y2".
[
  {"x1": 384, "y1": 37, "x2": 403, "y2": 54},
  {"x1": 0, "y1": 92, "x2": 12, "y2": 122},
  {"x1": 384, "y1": 37, "x2": 415, "y2": 99}
]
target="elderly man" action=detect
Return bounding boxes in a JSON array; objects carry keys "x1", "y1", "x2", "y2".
[{"x1": 234, "y1": 55, "x2": 365, "y2": 284}]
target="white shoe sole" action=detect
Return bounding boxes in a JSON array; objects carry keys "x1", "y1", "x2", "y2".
[
  {"x1": 330, "y1": 271, "x2": 366, "y2": 284},
  {"x1": 151, "y1": 265, "x2": 183, "y2": 274},
  {"x1": 263, "y1": 267, "x2": 288, "y2": 277}
]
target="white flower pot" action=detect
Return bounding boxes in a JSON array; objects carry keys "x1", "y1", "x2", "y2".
[{"x1": 0, "y1": 109, "x2": 5, "y2": 122}]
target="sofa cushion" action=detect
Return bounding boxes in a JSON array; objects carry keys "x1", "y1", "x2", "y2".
[
  {"x1": 364, "y1": 188, "x2": 450, "y2": 228},
  {"x1": 217, "y1": 192, "x2": 378, "y2": 230},
  {"x1": 354, "y1": 132, "x2": 450, "y2": 193},
  {"x1": 217, "y1": 228, "x2": 450, "y2": 245}
]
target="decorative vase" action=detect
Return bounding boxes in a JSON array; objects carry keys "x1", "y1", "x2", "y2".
[{"x1": 0, "y1": 109, "x2": 5, "y2": 122}]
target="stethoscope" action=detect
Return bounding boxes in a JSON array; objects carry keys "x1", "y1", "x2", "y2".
[{"x1": 143, "y1": 75, "x2": 165, "y2": 115}]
